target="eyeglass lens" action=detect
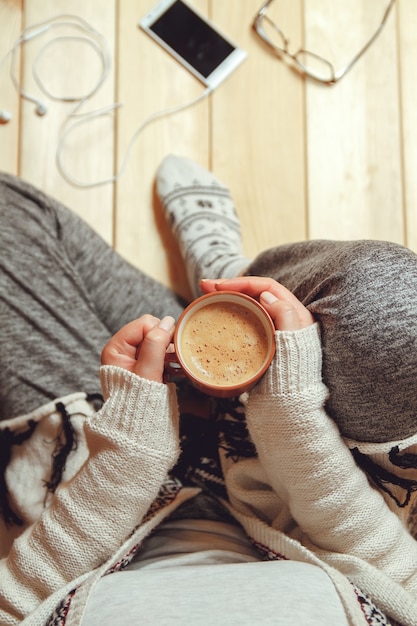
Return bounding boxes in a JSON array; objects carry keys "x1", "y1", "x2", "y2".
[
  {"x1": 259, "y1": 15, "x2": 336, "y2": 82},
  {"x1": 256, "y1": 0, "x2": 396, "y2": 85}
]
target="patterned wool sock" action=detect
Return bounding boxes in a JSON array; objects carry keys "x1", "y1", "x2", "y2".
[{"x1": 156, "y1": 155, "x2": 251, "y2": 297}]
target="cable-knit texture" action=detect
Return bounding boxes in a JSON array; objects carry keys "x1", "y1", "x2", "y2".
[
  {"x1": 0, "y1": 367, "x2": 180, "y2": 625},
  {"x1": 258, "y1": 323, "x2": 324, "y2": 396},
  {"x1": 2, "y1": 336, "x2": 417, "y2": 625},
  {"x1": 98, "y1": 365, "x2": 179, "y2": 452},
  {"x1": 224, "y1": 324, "x2": 417, "y2": 625}
]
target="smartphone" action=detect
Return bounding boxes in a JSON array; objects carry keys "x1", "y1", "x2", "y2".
[{"x1": 139, "y1": 0, "x2": 247, "y2": 90}]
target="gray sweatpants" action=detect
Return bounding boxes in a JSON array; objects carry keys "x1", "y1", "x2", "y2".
[{"x1": 1, "y1": 172, "x2": 417, "y2": 443}]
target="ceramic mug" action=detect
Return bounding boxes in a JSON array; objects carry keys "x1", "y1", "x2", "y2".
[{"x1": 164, "y1": 291, "x2": 276, "y2": 398}]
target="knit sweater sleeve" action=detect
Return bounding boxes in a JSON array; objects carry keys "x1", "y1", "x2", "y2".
[
  {"x1": 0, "y1": 365, "x2": 180, "y2": 625},
  {"x1": 245, "y1": 324, "x2": 417, "y2": 592}
]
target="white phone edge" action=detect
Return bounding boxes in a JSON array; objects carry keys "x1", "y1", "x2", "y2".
[{"x1": 138, "y1": 0, "x2": 247, "y2": 90}]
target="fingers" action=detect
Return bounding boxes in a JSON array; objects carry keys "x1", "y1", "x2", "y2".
[
  {"x1": 101, "y1": 315, "x2": 160, "y2": 368},
  {"x1": 259, "y1": 291, "x2": 304, "y2": 331},
  {"x1": 101, "y1": 315, "x2": 175, "y2": 383},
  {"x1": 201, "y1": 277, "x2": 314, "y2": 330}
]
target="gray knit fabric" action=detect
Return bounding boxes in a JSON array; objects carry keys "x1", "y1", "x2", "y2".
[
  {"x1": 249, "y1": 240, "x2": 417, "y2": 442},
  {"x1": 1, "y1": 172, "x2": 417, "y2": 445},
  {"x1": 0, "y1": 173, "x2": 185, "y2": 419}
]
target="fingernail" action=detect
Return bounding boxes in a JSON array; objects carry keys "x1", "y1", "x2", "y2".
[
  {"x1": 212, "y1": 278, "x2": 229, "y2": 290},
  {"x1": 158, "y1": 316, "x2": 175, "y2": 331},
  {"x1": 261, "y1": 291, "x2": 278, "y2": 304}
]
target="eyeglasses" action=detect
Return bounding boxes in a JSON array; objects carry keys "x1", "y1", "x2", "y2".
[{"x1": 253, "y1": 0, "x2": 396, "y2": 85}]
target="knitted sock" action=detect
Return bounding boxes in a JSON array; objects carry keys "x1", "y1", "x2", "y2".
[{"x1": 156, "y1": 155, "x2": 251, "y2": 298}]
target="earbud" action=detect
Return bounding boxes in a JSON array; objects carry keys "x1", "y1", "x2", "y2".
[
  {"x1": 0, "y1": 103, "x2": 47, "y2": 124},
  {"x1": 35, "y1": 102, "x2": 48, "y2": 116},
  {"x1": 1, "y1": 15, "x2": 110, "y2": 134},
  {"x1": 0, "y1": 110, "x2": 12, "y2": 124}
]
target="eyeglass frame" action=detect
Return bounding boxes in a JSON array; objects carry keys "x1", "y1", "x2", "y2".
[{"x1": 252, "y1": 0, "x2": 396, "y2": 85}]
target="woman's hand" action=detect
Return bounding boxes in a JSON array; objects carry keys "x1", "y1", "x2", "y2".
[
  {"x1": 101, "y1": 315, "x2": 175, "y2": 382},
  {"x1": 201, "y1": 277, "x2": 314, "y2": 331}
]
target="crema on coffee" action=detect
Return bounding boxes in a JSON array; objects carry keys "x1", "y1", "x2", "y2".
[{"x1": 179, "y1": 301, "x2": 269, "y2": 386}]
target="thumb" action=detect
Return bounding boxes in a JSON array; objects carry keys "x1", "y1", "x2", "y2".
[{"x1": 134, "y1": 316, "x2": 175, "y2": 382}]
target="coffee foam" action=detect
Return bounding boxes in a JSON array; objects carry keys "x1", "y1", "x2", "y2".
[{"x1": 179, "y1": 301, "x2": 269, "y2": 386}]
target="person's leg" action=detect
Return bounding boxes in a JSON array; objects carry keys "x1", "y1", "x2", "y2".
[
  {"x1": 0, "y1": 173, "x2": 185, "y2": 420},
  {"x1": 81, "y1": 560, "x2": 350, "y2": 626},
  {"x1": 248, "y1": 239, "x2": 417, "y2": 443},
  {"x1": 157, "y1": 155, "x2": 251, "y2": 298},
  {"x1": 156, "y1": 156, "x2": 417, "y2": 443}
]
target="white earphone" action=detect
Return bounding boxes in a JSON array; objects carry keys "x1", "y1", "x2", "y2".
[
  {"x1": 0, "y1": 109, "x2": 12, "y2": 124},
  {"x1": 0, "y1": 23, "x2": 51, "y2": 123},
  {"x1": 0, "y1": 102, "x2": 47, "y2": 124},
  {"x1": 35, "y1": 103, "x2": 48, "y2": 116},
  {"x1": 0, "y1": 16, "x2": 109, "y2": 124},
  {"x1": 0, "y1": 14, "x2": 212, "y2": 188}
]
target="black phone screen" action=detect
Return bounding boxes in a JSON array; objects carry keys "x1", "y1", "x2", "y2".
[{"x1": 149, "y1": 1, "x2": 235, "y2": 78}]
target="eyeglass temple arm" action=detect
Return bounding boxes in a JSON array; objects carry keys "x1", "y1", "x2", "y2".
[
  {"x1": 333, "y1": 0, "x2": 396, "y2": 81},
  {"x1": 253, "y1": 0, "x2": 275, "y2": 32}
]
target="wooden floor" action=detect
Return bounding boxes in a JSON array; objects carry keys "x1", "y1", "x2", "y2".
[{"x1": 1, "y1": 0, "x2": 416, "y2": 301}]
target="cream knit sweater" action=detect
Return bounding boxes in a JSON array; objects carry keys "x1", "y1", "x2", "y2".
[{"x1": 1, "y1": 324, "x2": 417, "y2": 625}]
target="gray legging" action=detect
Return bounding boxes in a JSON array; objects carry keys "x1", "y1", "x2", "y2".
[{"x1": 1, "y1": 171, "x2": 417, "y2": 443}]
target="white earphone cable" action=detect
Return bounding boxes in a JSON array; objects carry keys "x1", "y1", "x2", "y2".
[
  {"x1": 1, "y1": 14, "x2": 213, "y2": 188},
  {"x1": 56, "y1": 88, "x2": 213, "y2": 188}
]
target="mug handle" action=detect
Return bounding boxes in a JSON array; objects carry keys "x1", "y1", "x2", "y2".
[{"x1": 163, "y1": 351, "x2": 187, "y2": 383}]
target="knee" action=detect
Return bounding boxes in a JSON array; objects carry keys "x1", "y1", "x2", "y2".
[
  {"x1": 308, "y1": 240, "x2": 417, "y2": 324},
  {"x1": 311, "y1": 240, "x2": 417, "y2": 442}
]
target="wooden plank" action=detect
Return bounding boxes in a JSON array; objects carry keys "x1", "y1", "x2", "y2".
[
  {"x1": 304, "y1": 0, "x2": 404, "y2": 243},
  {"x1": 0, "y1": 0, "x2": 23, "y2": 174},
  {"x1": 4, "y1": 0, "x2": 413, "y2": 296},
  {"x1": 114, "y1": 0, "x2": 211, "y2": 299},
  {"x1": 397, "y1": 0, "x2": 417, "y2": 252},
  {"x1": 17, "y1": 0, "x2": 117, "y2": 243},
  {"x1": 211, "y1": 0, "x2": 307, "y2": 262}
]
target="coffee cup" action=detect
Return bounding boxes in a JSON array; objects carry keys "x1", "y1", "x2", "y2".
[{"x1": 164, "y1": 291, "x2": 276, "y2": 398}]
